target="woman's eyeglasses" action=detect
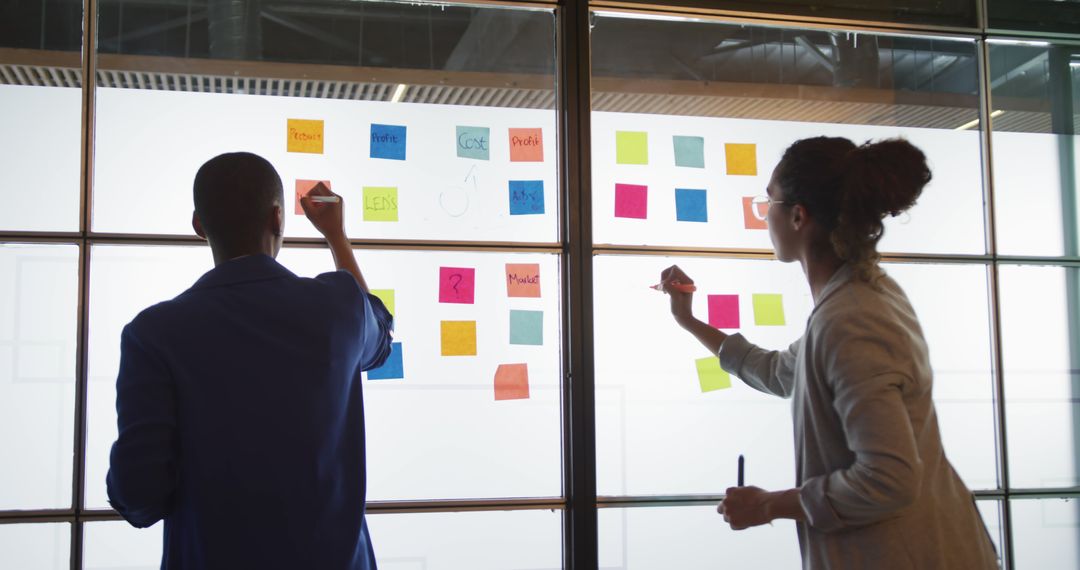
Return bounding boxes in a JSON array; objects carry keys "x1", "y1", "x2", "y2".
[{"x1": 749, "y1": 195, "x2": 788, "y2": 221}]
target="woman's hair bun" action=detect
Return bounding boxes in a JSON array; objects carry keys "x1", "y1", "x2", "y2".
[{"x1": 844, "y1": 138, "x2": 931, "y2": 218}]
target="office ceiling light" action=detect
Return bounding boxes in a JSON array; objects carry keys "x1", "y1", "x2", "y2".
[
  {"x1": 955, "y1": 110, "x2": 1004, "y2": 131},
  {"x1": 390, "y1": 83, "x2": 407, "y2": 103}
]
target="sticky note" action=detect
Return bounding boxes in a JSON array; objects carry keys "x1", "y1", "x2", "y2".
[
  {"x1": 726, "y1": 143, "x2": 757, "y2": 176},
  {"x1": 506, "y1": 263, "x2": 541, "y2": 298},
  {"x1": 370, "y1": 124, "x2": 406, "y2": 160},
  {"x1": 363, "y1": 187, "x2": 398, "y2": 222},
  {"x1": 616, "y1": 131, "x2": 648, "y2": 165},
  {"x1": 509, "y1": 128, "x2": 543, "y2": 162},
  {"x1": 742, "y1": 196, "x2": 768, "y2": 230},
  {"x1": 370, "y1": 289, "x2": 395, "y2": 317},
  {"x1": 753, "y1": 294, "x2": 786, "y2": 326},
  {"x1": 456, "y1": 126, "x2": 490, "y2": 160},
  {"x1": 439, "y1": 267, "x2": 476, "y2": 304},
  {"x1": 509, "y1": 180, "x2": 545, "y2": 215},
  {"x1": 509, "y1": 310, "x2": 543, "y2": 345},
  {"x1": 287, "y1": 119, "x2": 324, "y2": 154},
  {"x1": 494, "y1": 363, "x2": 530, "y2": 401},
  {"x1": 673, "y1": 136, "x2": 705, "y2": 168},
  {"x1": 696, "y1": 357, "x2": 732, "y2": 392},
  {"x1": 294, "y1": 180, "x2": 330, "y2": 215},
  {"x1": 675, "y1": 188, "x2": 707, "y2": 223},
  {"x1": 368, "y1": 342, "x2": 404, "y2": 380},
  {"x1": 441, "y1": 321, "x2": 477, "y2": 356},
  {"x1": 614, "y1": 183, "x2": 648, "y2": 219},
  {"x1": 707, "y1": 295, "x2": 740, "y2": 329}
]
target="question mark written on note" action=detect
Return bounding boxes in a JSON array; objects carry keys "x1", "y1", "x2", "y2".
[
  {"x1": 439, "y1": 267, "x2": 476, "y2": 305},
  {"x1": 449, "y1": 274, "x2": 462, "y2": 295}
]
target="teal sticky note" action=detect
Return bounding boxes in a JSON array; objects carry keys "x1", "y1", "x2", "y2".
[
  {"x1": 456, "y1": 126, "x2": 490, "y2": 160},
  {"x1": 509, "y1": 310, "x2": 543, "y2": 346},
  {"x1": 673, "y1": 136, "x2": 705, "y2": 168}
]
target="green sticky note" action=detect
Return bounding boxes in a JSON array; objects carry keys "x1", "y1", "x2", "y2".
[
  {"x1": 673, "y1": 136, "x2": 705, "y2": 168},
  {"x1": 616, "y1": 131, "x2": 648, "y2": 165},
  {"x1": 363, "y1": 187, "x2": 398, "y2": 222},
  {"x1": 753, "y1": 293, "x2": 786, "y2": 326},
  {"x1": 695, "y1": 357, "x2": 731, "y2": 392},
  {"x1": 509, "y1": 310, "x2": 543, "y2": 346},
  {"x1": 370, "y1": 289, "x2": 395, "y2": 317}
]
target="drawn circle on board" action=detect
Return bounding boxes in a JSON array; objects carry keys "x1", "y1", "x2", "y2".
[{"x1": 439, "y1": 186, "x2": 469, "y2": 218}]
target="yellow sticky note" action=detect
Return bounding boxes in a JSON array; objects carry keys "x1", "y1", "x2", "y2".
[
  {"x1": 695, "y1": 357, "x2": 731, "y2": 392},
  {"x1": 441, "y1": 321, "x2": 477, "y2": 356},
  {"x1": 287, "y1": 119, "x2": 324, "y2": 154},
  {"x1": 753, "y1": 293, "x2": 785, "y2": 326},
  {"x1": 725, "y1": 143, "x2": 757, "y2": 176},
  {"x1": 616, "y1": 131, "x2": 648, "y2": 165},
  {"x1": 363, "y1": 187, "x2": 398, "y2": 222},
  {"x1": 370, "y1": 289, "x2": 395, "y2": 317}
]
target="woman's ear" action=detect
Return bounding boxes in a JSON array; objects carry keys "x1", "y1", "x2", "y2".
[{"x1": 790, "y1": 203, "x2": 809, "y2": 231}]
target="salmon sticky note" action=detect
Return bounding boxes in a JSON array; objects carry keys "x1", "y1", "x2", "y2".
[
  {"x1": 370, "y1": 289, "x2": 395, "y2": 317},
  {"x1": 696, "y1": 357, "x2": 732, "y2": 392},
  {"x1": 707, "y1": 295, "x2": 740, "y2": 329},
  {"x1": 441, "y1": 321, "x2": 477, "y2": 356},
  {"x1": 439, "y1": 267, "x2": 475, "y2": 304},
  {"x1": 506, "y1": 263, "x2": 541, "y2": 298},
  {"x1": 616, "y1": 131, "x2": 649, "y2": 165},
  {"x1": 615, "y1": 183, "x2": 648, "y2": 219},
  {"x1": 494, "y1": 363, "x2": 530, "y2": 401},
  {"x1": 287, "y1": 119, "x2": 324, "y2": 154},
  {"x1": 294, "y1": 179, "x2": 330, "y2": 215},
  {"x1": 509, "y1": 128, "x2": 543, "y2": 162},
  {"x1": 753, "y1": 294, "x2": 786, "y2": 326},
  {"x1": 742, "y1": 196, "x2": 768, "y2": 230},
  {"x1": 363, "y1": 187, "x2": 398, "y2": 222},
  {"x1": 725, "y1": 143, "x2": 757, "y2": 176}
]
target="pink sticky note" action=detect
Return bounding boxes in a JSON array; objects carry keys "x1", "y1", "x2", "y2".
[
  {"x1": 615, "y1": 183, "x2": 648, "y2": 219},
  {"x1": 509, "y1": 128, "x2": 544, "y2": 162},
  {"x1": 708, "y1": 295, "x2": 740, "y2": 329},
  {"x1": 494, "y1": 363, "x2": 530, "y2": 401},
  {"x1": 295, "y1": 180, "x2": 330, "y2": 215},
  {"x1": 439, "y1": 267, "x2": 476, "y2": 304},
  {"x1": 506, "y1": 263, "x2": 541, "y2": 298}
]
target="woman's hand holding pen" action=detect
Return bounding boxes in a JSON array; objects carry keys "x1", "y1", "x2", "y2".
[
  {"x1": 718, "y1": 486, "x2": 774, "y2": 530},
  {"x1": 659, "y1": 265, "x2": 696, "y2": 328}
]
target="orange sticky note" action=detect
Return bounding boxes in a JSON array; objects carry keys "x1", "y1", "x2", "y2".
[
  {"x1": 494, "y1": 363, "x2": 530, "y2": 401},
  {"x1": 287, "y1": 119, "x2": 324, "y2": 154},
  {"x1": 725, "y1": 143, "x2": 757, "y2": 176},
  {"x1": 441, "y1": 321, "x2": 477, "y2": 356},
  {"x1": 506, "y1": 263, "x2": 541, "y2": 298},
  {"x1": 294, "y1": 180, "x2": 330, "y2": 215},
  {"x1": 742, "y1": 197, "x2": 768, "y2": 230},
  {"x1": 509, "y1": 128, "x2": 543, "y2": 162}
]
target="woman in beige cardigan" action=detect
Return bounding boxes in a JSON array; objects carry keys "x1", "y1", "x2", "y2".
[{"x1": 660, "y1": 137, "x2": 999, "y2": 569}]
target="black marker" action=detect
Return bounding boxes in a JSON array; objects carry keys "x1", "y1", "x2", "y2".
[{"x1": 737, "y1": 454, "x2": 744, "y2": 487}]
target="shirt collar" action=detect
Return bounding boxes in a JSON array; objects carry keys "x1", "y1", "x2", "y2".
[
  {"x1": 189, "y1": 253, "x2": 295, "y2": 291},
  {"x1": 813, "y1": 262, "x2": 855, "y2": 307}
]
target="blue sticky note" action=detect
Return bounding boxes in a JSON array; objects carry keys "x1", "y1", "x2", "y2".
[
  {"x1": 675, "y1": 188, "x2": 708, "y2": 223},
  {"x1": 370, "y1": 124, "x2": 406, "y2": 160},
  {"x1": 673, "y1": 136, "x2": 705, "y2": 168},
  {"x1": 456, "y1": 126, "x2": 490, "y2": 160},
  {"x1": 509, "y1": 180, "x2": 545, "y2": 215},
  {"x1": 509, "y1": 310, "x2": 543, "y2": 345},
  {"x1": 368, "y1": 342, "x2": 404, "y2": 380}
]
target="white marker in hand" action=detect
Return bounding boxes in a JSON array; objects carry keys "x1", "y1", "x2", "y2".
[{"x1": 309, "y1": 195, "x2": 340, "y2": 203}]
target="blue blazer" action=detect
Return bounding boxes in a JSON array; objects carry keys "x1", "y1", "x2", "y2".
[{"x1": 107, "y1": 254, "x2": 393, "y2": 569}]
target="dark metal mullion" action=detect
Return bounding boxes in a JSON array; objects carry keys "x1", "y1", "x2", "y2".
[{"x1": 557, "y1": 0, "x2": 597, "y2": 568}]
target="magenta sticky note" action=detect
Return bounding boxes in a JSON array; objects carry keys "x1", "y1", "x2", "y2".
[
  {"x1": 614, "y1": 183, "x2": 648, "y2": 219},
  {"x1": 708, "y1": 294, "x2": 740, "y2": 329},
  {"x1": 439, "y1": 267, "x2": 476, "y2": 304}
]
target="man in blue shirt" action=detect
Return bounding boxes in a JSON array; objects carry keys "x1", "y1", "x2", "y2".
[{"x1": 107, "y1": 152, "x2": 392, "y2": 569}]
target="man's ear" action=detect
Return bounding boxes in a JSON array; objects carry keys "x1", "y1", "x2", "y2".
[
  {"x1": 192, "y1": 211, "x2": 207, "y2": 240},
  {"x1": 270, "y1": 204, "x2": 284, "y2": 237}
]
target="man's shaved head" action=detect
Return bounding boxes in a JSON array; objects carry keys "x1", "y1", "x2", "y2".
[{"x1": 193, "y1": 152, "x2": 283, "y2": 255}]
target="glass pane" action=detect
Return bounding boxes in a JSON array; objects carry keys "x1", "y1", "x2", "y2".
[
  {"x1": 1000, "y1": 264, "x2": 1080, "y2": 489},
  {"x1": 0, "y1": 522, "x2": 70, "y2": 570},
  {"x1": 368, "y1": 509, "x2": 561, "y2": 569},
  {"x1": 989, "y1": 41, "x2": 1080, "y2": 258},
  {"x1": 0, "y1": 243, "x2": 78, "y2": 510},
  {"x1": 83, "y1": 520, "x2": 162, "y2": 570},
  {"x1": 975, "y1": 499, "x2": 1005, "y2": 563},
  {"x1": 92, "y1": 2, "x2": 557, "y2": 243},
  {"x1": 1011, "y1": 498, "x2": 1080, "y2": 569},
  {"x1": 591, "y1": 15, "x2": 985, "y2": 255},
  {"x1": 86, "y1": 245, "x2": 561, "y2": 508},
  {"x1": 598, "y1": 504, "x2": 802, "y2": 568},
  {"x1": 0, "y1": 0, "x2": 82, "y2": 232},
  {"x1": 988, "y1": 1, "x2": 1080, "y2": 36},
  {"x1": 595, "y1": 0, "x2": 976, "y2": 28}
]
